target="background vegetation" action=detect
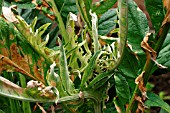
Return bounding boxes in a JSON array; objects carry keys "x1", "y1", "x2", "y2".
[{"x1": 0, "y1": 0, "x2": 170, "y2": 113}]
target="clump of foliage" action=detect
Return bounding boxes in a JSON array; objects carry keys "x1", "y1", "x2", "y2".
[{"x1": 0, "y1": 0, "x2": 170, "y2": 113}]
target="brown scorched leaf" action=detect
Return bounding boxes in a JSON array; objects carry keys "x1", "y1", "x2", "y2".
[
  {"x1": 141, "y1": 33, "x2": 157, "y2": 59},
  {"x1": 0, "y1": 17, "x2": 48, "y2": 84},
  {"x1": 135, "y1": 71, "x2": 147, "y2": 100},
  {"x1": 135, "y1": 95, "x2": 147, "y2": 113},
  {"x1": 0, "y1": 54, "x2": 36, "y2": 80},
  {"x1": 162, "y1": 9, "x2": 170, "y2": 26},
  {"x1": 163, "y1": 0, "x2": 170, "y2": 10},
  {"x1": 141, "y1": 33, "x2": 167, "y2": 68}
]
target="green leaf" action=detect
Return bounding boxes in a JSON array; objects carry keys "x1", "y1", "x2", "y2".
[
  {"x1": 159, "y1": 108, "x2": 169, "y2": 113},
  {"x1": 128, "y1": 0, "x2": 148, "y2": 53},
  {"x1": 0, "y1": 0, "x2": 3, "y2": 15},
  {"x1": 90, "y1": 11, "x2": 100, "y2": 53},
  {"x1": 11, "y1": 2, "x2": 36, "y2": 9},
  {"x1": 145, "y1": 92, "x2": 170, "y2": 113},
  {"x1": 157, "y1": 33, "x2": 170, "y2": 70},
  {"x1": 92, "y1": 0, "x2": 117, "y2": 15},
  {"x1": 55, "y1": 0, "x2": 78, "y2": 23},
  {"x1": 113, "y1": 97, "x2": 125, "y2": 113},
  {"x1": 118, "y1": 47, "x2": 139, "y2": 78},
  {"x1": 80, "y1": 50, "x2": 101, "y2": 90},
  {"x1": 59, "y1": 41, "x2": 70, "y2": 92},
  {"x1": 0, "y1": 109, "x2": 5, "y2": 113},
  {"x1": 89, "y1": 75, "x2": 111, "y2": 91},
  {"x1": 98, "y1": 9, "x2": 117, "y2": 35},
  {"x1": 84, "y1": 0, "x2": 92, "y2": 22},
  {"x1": 114, "y1": 73, "x2": 130, "y2": 104},
  {"x1": 88, "y1": 71, "x2": 112, "y2": 89},
  {"x1": 76, "y1": 0, "x2": 92, "y2": 29},
  {"x1": 145, "y1": 0, "x2": 165, "y2": 33}
]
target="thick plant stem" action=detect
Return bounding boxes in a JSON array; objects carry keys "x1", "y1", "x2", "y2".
[
  {"x1": 45, "y1": 0, "x2": 68, "y2": 43},
  {"x1": 113, "y1": 0, "x2": 128, "y2": 69},
  {"x1": 94, "y1": 102, "x2": 101, "y2": 113}
]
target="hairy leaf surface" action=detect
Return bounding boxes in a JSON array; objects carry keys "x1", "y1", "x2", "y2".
[
  {"x1": 114, "y1": 73, "x2": 130, "y2": 104},
  {"x1": 145, "y1": 0, "x2": 165, "y2": 32},
  {"x1": 92, "y1": 0, "x2": 117, "y2": 15},
  {"x1": 157, "y1": 33, "x2": 170, "y2": 70},
  {"x1": 128, "y1": 0, "x2": 148, "y2": 53},
  {"x1": 98, "y1": 9, "x2": 117, "y2": 35}
]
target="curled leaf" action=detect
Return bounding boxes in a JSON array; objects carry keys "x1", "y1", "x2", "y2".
[
  {"x1": 151, "y1": 57, "x2": 168, "y2": 69},
  {"x1": 135, "y1": 95, "x2": 147, "y2": 113},
  {"x1": 141, "y1": 33, "x2": 157, "y2": 60},
  {"x1": 69, "y1": 12, "x2": 77, "y2": 21},
  {"x1": 135, "y1": 71, "x2": 147, "y2": 100},
  {"x1": 141, "y1": 33, "x2": 167, "y2": 68},
  {"x1": 46, "y1": 62, "x2": 60, "y2": 87},
  {"x1": 2, "y1": 5, "x2": 18, "y2": 23},
  {"x1": 162, "y1": 9, "x2": 170, "y2": 26},
  {"x1": 90, "y1": 10, "x2": 100, "y2": 53},
  {"x1": 163, "y1": 0, "x2": 170, "y2": 10}
]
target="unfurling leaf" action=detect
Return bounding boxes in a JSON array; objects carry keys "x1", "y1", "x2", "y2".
[
  {"x1": 46, "y1": 62, "x2": 60, "y2": 87},
  {"x1": 80, "y1": 50, "x2": 101, "y2": 90},
  {"x1": 90, "y1": 10, "x2": 100, "y2": 53}
]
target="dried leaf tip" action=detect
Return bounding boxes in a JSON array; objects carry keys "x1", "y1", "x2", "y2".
[{"x1": 2, "y1": 5, "x2": 18, "y2": 23}]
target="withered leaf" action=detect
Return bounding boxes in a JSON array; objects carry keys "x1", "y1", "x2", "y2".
[
  {"x1": 141, "y1": 33, "x2": 157, "y2": 60},
  {"x1": 0, "y1": 54, "x2": 36, "y2": 80},
  {"x1": 135, "y1": 71, "x2": 147, "y2": 100},
  {"x1": 151, "y1": 57, "x2": 168, "y2": 69},
  {"x1": 135, "y1": 95, "x2": 145, "y2": 113},
  {"x1": 163, "y1": 0, "x2": 170, "y2": 10},
  {"x1": 141, "y1": 33, "x2": 167, "y2": 69},
  {"x1": 162, "y1": 9, "x2": 170, "y2": 26},
  {"x1": 2, "y1": 6, "x2": 18, "y2": 23}
]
